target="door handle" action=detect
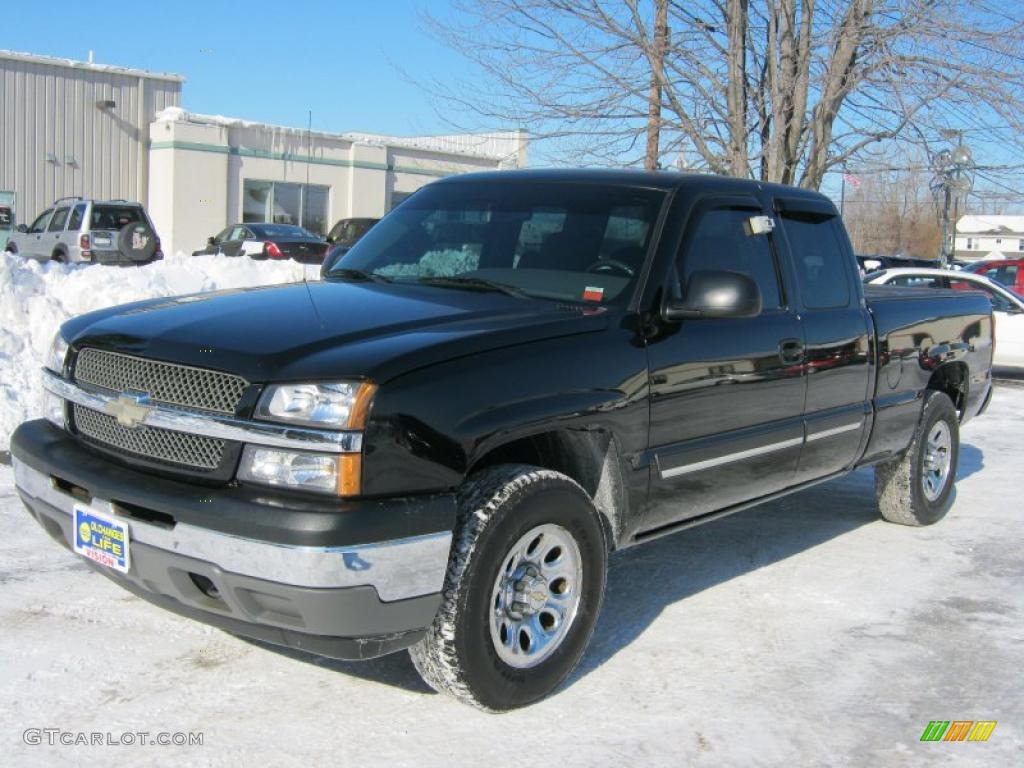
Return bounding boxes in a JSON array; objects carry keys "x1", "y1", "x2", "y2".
[{"x1": 779, "y1": 338, "x2": 805, "y2": 366}]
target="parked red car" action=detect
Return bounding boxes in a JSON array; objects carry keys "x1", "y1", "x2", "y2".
[{"x1": 961, "y1": 258, "x2": 1024, "y2": 296}]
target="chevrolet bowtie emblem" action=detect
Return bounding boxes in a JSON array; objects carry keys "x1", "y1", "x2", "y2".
[{"x1": 104, "y1": 393, "x2": 153, "y2": 428}]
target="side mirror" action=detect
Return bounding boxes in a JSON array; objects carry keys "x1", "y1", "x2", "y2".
[
  {"x1": 207, "y1": 236, "x2": 216, "y2": 247},
  {"x1": 663, "y1": 270, "x2": 762, "y2": 322},
  {"x1": 16, "y1": 224, "x2": 28, "y2": 233}
]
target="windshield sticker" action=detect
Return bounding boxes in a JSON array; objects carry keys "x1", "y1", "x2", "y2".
[{"x1": 582, "y1": 286, "x2": 605, "y2": 302}]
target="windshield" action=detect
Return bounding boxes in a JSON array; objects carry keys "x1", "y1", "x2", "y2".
[
  {"x1": 250, "y1": 223, "x2": 318, "y2": 240},
  {"x1": 330, "y1": 182, "x2": 665, "y2": 305}
]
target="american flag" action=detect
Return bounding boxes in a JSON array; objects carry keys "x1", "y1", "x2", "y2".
[{"x1": 843, "y1": 173, "x2": 862, "y2": 188}]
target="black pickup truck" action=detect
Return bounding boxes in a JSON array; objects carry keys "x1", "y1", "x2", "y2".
[{"x1": 12, "y1": 170, "x2": 993, "y2": 711}]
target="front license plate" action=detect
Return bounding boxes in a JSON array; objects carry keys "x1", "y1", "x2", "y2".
[{"x1": 73, "y1": 504, "x2": 130, "y2": 574}]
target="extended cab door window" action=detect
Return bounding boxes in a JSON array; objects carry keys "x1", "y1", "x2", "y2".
[{"x1": 780, "y1": 211, "x2": 851, "y2": 309}]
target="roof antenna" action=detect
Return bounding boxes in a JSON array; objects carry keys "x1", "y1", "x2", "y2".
[{"x1": 301, "y1": 108, "x2": 325, "y2": 329}]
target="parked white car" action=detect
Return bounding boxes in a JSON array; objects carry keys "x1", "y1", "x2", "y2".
[{"x1": 865, "y1": 268, "x2": 1024, "y2": 370}]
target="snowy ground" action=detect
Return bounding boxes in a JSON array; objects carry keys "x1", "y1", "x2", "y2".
[
  {"x1": 0, "y1": 253, "x2": 316, "y2": 452},
  {"x1": 1, "y1": 385, "x2": 1021, "y2": 766}
]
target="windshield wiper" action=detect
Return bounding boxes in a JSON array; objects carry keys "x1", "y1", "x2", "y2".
[
  {"x1": 327, "y1": 268, "x2": 393, "y2": 283},
  {"x1": 416, "y1": 275, "x2": 529, "y2": 298}
]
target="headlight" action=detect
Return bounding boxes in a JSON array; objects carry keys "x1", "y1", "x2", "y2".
[
  {"x1": 237, "y1": 446, "x2": 362, "y2": 496},
  {"x1": 255, "y1": 381, "x2": 376, "y2": 429},
  {"x1": 46, "y1": 332, "x2": 69, "y2": 375}
]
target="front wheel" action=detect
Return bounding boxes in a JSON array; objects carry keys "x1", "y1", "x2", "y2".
[
  {"x1": 410, "y1": 464, "x2": 607, "y2": 711},
  {"x1": 875, "y1": 390, "x2": 959, "y2": 526}
]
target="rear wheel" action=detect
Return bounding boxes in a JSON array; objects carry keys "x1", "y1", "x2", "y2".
[
  {"x1": 51, "y1": 249, "x2": 68, "y2": 263},
  {"x1": 409, "y1": 464, "x2": 607, "y2": 711},
  {"x1": 875, "y1": 390, "x2": 959, "y2": 526}
]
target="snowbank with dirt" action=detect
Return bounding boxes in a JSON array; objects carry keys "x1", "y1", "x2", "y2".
[{"x1": 0, "y1": 252, "x2": 316, "y2": 451}]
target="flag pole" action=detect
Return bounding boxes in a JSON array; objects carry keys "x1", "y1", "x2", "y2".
[{"x1": 840, "y1": 167, "x2": 846, "y2": 218}]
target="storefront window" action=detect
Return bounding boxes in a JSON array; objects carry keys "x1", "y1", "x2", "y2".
[
  {"x1": 242, "y1": 180, "x2": 329, "y2": 234},
  {"x1": 243, "y1": 181, "x2": 272, "y2": 223},
  {"x1": 273, "y1": 183, "x2": 301, "y2": 226},
  {"x1": 302, "y1": 186, "x2": 329, "y2": 235}
]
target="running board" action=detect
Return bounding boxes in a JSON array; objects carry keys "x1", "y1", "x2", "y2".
[{"x1": 630, "y1": 470, "x2": 848, "y2": 544}]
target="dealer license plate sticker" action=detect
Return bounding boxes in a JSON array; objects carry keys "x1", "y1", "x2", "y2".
[{"x1": 73, "y1": 504, "x2": 130, "y2": 574}]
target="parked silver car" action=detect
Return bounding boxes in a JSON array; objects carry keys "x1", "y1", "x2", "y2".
[{"x1": 4, "y1": 197, "x2": 161, "y2": 265}]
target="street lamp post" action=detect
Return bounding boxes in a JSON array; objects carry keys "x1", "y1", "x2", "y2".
[{"x1": 930, "y1": 137, "x2": 974, "y2": 267}]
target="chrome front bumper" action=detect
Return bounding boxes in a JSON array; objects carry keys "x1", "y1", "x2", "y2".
[{"x1": 13, "y1": 456, "x2": 452, "y2": 602}]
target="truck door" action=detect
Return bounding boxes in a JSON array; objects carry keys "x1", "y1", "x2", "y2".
[
  {"x1": 773, "y1": 197, "x2": 873, "y2": 482},
  {"x1": 643, "y1": 195, "x2": 806, "y2": 532}
]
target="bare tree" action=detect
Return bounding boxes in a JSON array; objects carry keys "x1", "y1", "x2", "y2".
[
  {"x1": 422, "y1": 1, "x2": 1024, "y2": 189},
  {"x1": 644, "y1": 0, "x2": 669, "y2": 169},
  {"x1": 843, "y1": 165, "x2": 942, "y2": 256}
]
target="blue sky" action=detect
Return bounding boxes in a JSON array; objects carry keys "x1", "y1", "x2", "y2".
[
  {"x1": 2, "y1": 0, "x2": 1017, "y2": 210},
  {"x1": 0, "y1": 0, "x2": 461, "y2": 137}
]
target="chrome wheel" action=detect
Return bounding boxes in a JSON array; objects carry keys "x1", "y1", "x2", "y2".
[
  {"x1": 489, "y1": 523, "x2": 583, "y2": 669},
  {"x1": 921, "y1": 421, "x2": 952, "y2": 502}
]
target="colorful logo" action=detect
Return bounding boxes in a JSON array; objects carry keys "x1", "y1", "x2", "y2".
[{"x1": 920, "y1": 721, "x2": 996, "y2": 742}]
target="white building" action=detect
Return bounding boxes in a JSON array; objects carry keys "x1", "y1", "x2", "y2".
[
  {"x1": 2, "y1": 49, "x2": 528, "y2": 257},
  {"x1": 148, "y1": 109, "x2": 526, "y2": 255},
  {"x1": 0, "y1": 49, "x2": 182, "y2": 218},
  {"x1": 954, "y1": 215, "x2": 1024, "y2": 262}
]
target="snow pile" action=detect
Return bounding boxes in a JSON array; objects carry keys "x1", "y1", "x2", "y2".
[{"x1": 0, "y1": 252, "x2": 316, "y2": 451}]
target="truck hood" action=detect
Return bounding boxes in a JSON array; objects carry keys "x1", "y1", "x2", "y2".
[{"x1": 61, "y1": 279, "x2": 611, "y2": 383}]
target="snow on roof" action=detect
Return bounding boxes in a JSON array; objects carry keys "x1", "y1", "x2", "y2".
[
  {"x1": 154, "y1": 107, "x2": 521, "y2": 161},
  {"x1": 956, "y1": 214, "x2": 1024, "y2": 235},
  {"x1": 0, "y1": 49, "x2": 184, "y2": 83}
]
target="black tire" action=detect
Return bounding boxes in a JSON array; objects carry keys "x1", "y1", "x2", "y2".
[
  {"x1": 5, "y1": 244, "x2": 17, "y2": 255},
  {"x1": 51, "y1": 249, "x2": 68, "y2": 263},
  {"x1": 409, "y1": 464, "x2": 608, "y2": 711},
  {"x1": 116, "y1": 221, "x2": 157, "y2": 262},
  {"x1": 875, "y1": 390, "x2": 959, "y2": 526}
]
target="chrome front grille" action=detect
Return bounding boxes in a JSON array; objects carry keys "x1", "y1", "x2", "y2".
[
  {"x1": 74, "y1": 348, "x2": 248, "y2": 415},
  {"x1": 73, "y1": 404, "x2": 225, "y2": 470}
]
